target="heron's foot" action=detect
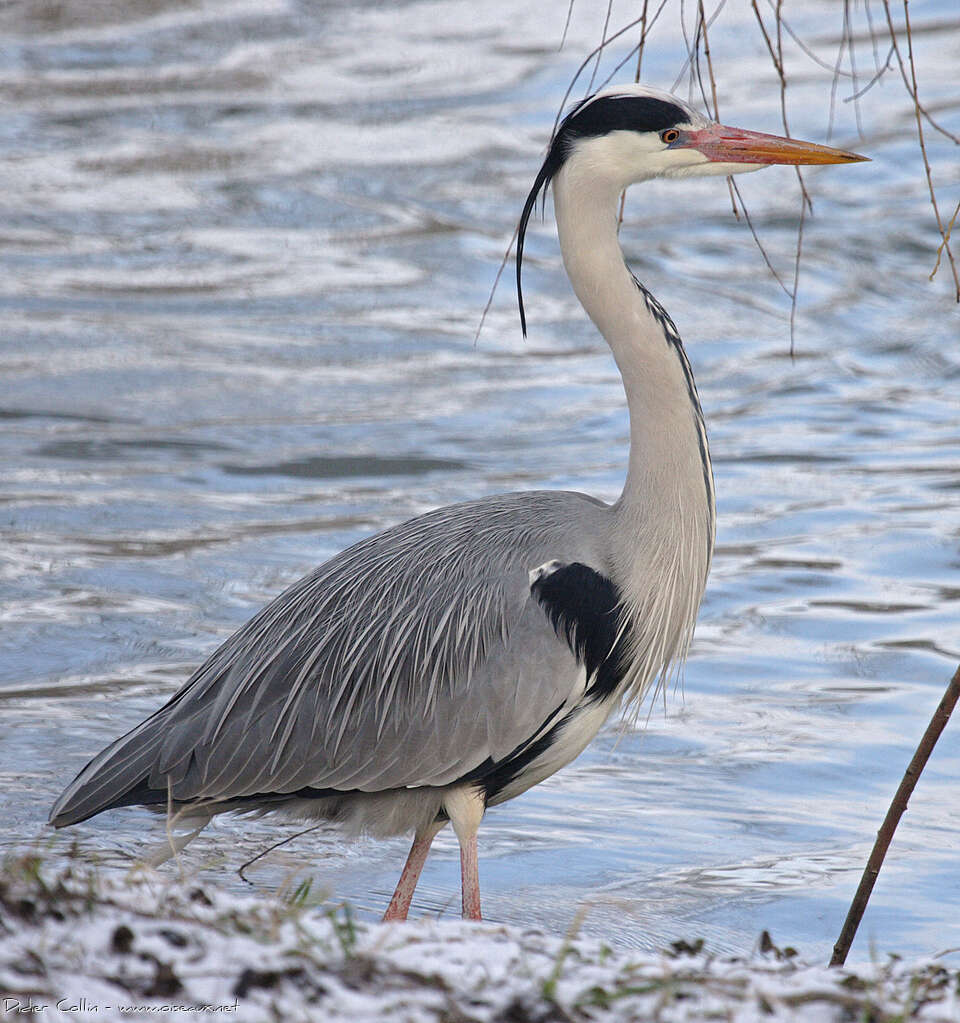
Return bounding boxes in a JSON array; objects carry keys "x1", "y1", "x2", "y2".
[
  {"x1": 382, "y1": 903, "x2": 409, "y2": 923},
  {"x1": 461, "y1": 897, "x2": 482, "y2": 922}
]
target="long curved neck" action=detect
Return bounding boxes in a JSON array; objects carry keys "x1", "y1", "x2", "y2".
[{"x1": 551, "y1": 159, "x2": 715, "y2": 586}]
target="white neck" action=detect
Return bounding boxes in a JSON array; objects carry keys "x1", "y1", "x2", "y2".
[{"x1": 551, "y1": 155, "x2": 714, "y2": 691}]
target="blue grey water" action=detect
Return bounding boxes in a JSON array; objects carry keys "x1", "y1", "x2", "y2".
[{"x1": 1, "y1": 0, "x2": 958, "y2": 964}]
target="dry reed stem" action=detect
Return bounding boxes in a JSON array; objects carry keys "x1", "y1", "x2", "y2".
[{"x1": 830, "y1": 663, "x2": 960, "y2": 967}]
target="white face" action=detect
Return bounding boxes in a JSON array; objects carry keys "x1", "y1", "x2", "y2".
[
  {"x1": 565, "y1": 123, "x2": 767, "y2": 188},
  {"x1": 564, "y1": 84, "x2": 863, "y2": 184},
  {"x1": 564, "y1": 86, "x2": 767, "y2": 185}
]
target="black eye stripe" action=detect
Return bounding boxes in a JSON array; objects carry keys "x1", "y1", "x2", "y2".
[{"x1": 559, "y1": 96, "x2": 688, "y2": 145}]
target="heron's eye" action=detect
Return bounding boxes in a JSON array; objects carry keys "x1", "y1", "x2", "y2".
[{"x1": 660, "y1": 129, "x2": 680, "y2": 144}]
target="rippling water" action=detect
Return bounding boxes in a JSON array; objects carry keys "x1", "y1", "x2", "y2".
[{"x1": 1, "y1": 0, "x2": 958, "y2": 963}]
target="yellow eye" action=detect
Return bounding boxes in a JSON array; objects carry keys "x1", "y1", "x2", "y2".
[{"x1": 660, "y1": 129, "x2": 680, "y2": 144}]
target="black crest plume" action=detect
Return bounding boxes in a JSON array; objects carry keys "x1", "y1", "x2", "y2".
[{"x1": 516, "y1": 94, "x2": 688, "y2": 336}]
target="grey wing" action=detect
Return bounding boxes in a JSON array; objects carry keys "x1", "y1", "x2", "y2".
[{"x1": 50, "y1": 490, "x2": 610, "y2": 825}]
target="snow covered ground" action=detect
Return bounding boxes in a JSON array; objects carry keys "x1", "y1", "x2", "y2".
[{"x1": 2, "y1": 854, "x2": 957, "y2": 1023}]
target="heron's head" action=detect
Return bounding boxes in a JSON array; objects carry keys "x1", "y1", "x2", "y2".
[{"x1": 516, "y1": 83, "x2": 867, "y2": 334}]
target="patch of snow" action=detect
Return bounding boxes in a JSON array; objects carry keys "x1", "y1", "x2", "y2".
[{"x1": 1, "y1": 857, "x2": 957, "y2": 1022}]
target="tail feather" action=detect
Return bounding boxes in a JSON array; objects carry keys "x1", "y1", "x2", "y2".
[{"x1": 48, "y1": 714, "x2": 170, "y2": 828}]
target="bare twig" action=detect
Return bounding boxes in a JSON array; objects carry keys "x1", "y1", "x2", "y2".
[
  {"x1": 237, "y1": 823, "x2": 323, "y2": 883},
  {"x1": 695, "y1": 0, "x2": 721, "y2": 118},
  {"x1": 843, "y1": 45, "x2": 895, "y2": 102},
  {"x1": 930, "y1": 199, "x2": 960, "y2": 282},
  {"x1": 618, "y1": 0, "x2": 651, "y2": 230},
  {"x1": 635, "y1": 0, "x2": 650, "y2": 83},
  {"x1": 670, "y1": 0, "x2": 727, "y2": 96},
  {"x1": 788, "y1": 196, "x2": 806, "y2": 356},
  {"x1": 844, "y1": 0, "x2": 865, "y2": 137},
  {"x1": 767, "y1": 1, "x2": 855, "y2": 78},
  {"x1": 559, "y1": 0, "x2": 576, "y2": 50},
  {"x1": 826, "y1": 2, "x2": 850, "y2": 141},
  {"x1": 730, "y1": 179, "x2": 792, "y2": 297},
  {"x1": 882, "y1": 0, "x2": 960, "y2": 300},
  {"x1": 752, "y1": 0, "x2": 812, "y2": 348},
  {"x1": 554, "y1": 1, "x2": 671, "y2": 136},
  {"x1": 479, "y1": 0, "x2": 673, "y2": 340},
  {"x1": 690, "y1": 0, "x2": 740, "y2": 221},
  {"x1": 830, "y1": 664, "x2": 960, "y2": 967},
  {"x1": 475, "y1": 222, "x2": 520, "y2": 343},
  {"x1": 587, "y1": 0, "x2": 616, "y2": 93},
  {"x1": 879, "y1": 1, "x2": 960, "y2": 145},
  {"x1": 863, "y1": 0, "x2": 883, "y2": 72}
]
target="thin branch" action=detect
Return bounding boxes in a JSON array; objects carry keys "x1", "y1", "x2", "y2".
[
  {"x1": 788, "y1": 192, "x2": 806, "y2": 357},
  {"x1": 767, "y1": 0, "x2": 856, "y2": 78},
  {"x1": 695, "y1": 0, "x2": 722, "y2": 118},
  {"x1": 888, "y1": 0, "x2": 960, "y2": 300},
  {"x1": 693, "y1": 0, "x2": 740, "y2": 221},
  {"x1": 930, "y1": 199, "x2": 960, "y2": 282},
  {"x1": 675, "y1": 0, "x2": 694, "y2": 96},
  {"x1": 618, "y1": 0, "x2": 651, "y2": 231},
  {"x1": 830, "y1": 664, "x2": 960, "y2": 967},
  {"x1": 730, "y1": 178, "x2": 792, "y2": 298},
  {"x1": 481, "y1": 1, "x2": 674, "y2": 340},
  {"x1": 554, "y1": 1, "x2": 671, "y2": 137},
  {"x1": 474, "y1": 221, "x2": 520, "y2": 343},
  {"x1": 558, "y1": 0, "x2": 576, "y2": 50},
  {"x1": 237, "y1": 823, "x2": 323, "y2": 884},
  {"x1": 826, "y1": 4, "x2": 850, "y2": 141},
  {"x1": 752, "y1": 0, "x2": 812, "y2": 349},
  {"x1": 587, "y1": 0, "x2": 616, "y2": 94},
  {"x1": 634, "y1": 0, "x2": 650, "y2": 83},
  {"x1": 598, "y1": 2, "x2": 670, "y2": 93},
  {"x1": 879, "y1": 0, "x2": 960, "y2": 145},
  {"x1": 843, "y1": 45, "x2": 895, "y2": 102},
  {"x1": 671, "y1": 0, "x2": 727, "y2": 97},
  {"x1": 844, "y1": 0, "x2": 865, "y2": 137},
  {"x1": 863, "y1": 0, "x2": 884, "y2": 72}
]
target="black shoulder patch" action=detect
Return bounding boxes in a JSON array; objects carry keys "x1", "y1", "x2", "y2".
[{"x1": 530, "y1": 561, "x2": 629, "y2": 702}]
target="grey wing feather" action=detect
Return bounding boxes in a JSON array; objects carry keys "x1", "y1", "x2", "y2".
[{"x1": 50, "y1": 490, "x2": 610, "y2": 826}]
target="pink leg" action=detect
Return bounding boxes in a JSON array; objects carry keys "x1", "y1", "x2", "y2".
[
  {"x1": 459, "y1": 830, "x2": 482, "y2": 921},
  {"x1": 382, "y1": 821, "x2": 443, "y2": 922},
  {"x1": 443, "y1": 785, "x2": 485, "y2": 922}
]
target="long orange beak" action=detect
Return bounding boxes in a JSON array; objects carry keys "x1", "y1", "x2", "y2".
[{"x1": 683, "y1": 123, "x2": 868, "y2": 166}]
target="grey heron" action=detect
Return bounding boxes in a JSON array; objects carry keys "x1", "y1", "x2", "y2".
[{"x1": 49, "y1": 85, "x2": 865, "y2": 922}]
